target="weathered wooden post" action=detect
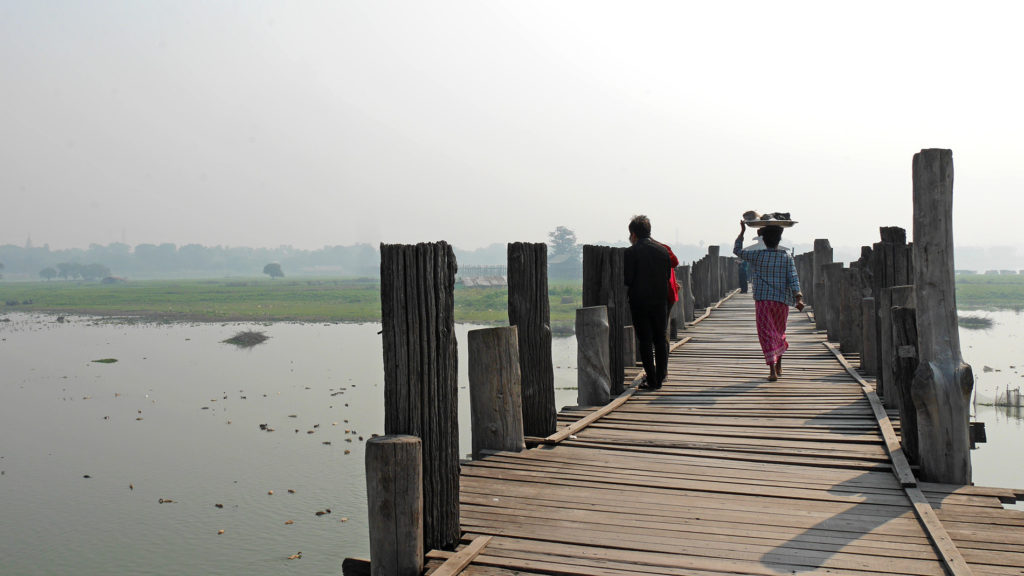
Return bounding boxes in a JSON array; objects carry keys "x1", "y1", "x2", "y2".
[
  {"x1": 708, "y1": 246, "x2": 721, "y2": 301},
  {"x1": 839, "y1": 267, "x2": 864, "y2": 354},
  {"x1": 577, "y1": 306, "x2": 611, "y2": 406},
  {"x1": 691, "y1": 258, "x2": 705, "y2": 310},
  {"x1": 679, "y1": 265, "x2": 695, "y2": 323},
  {"x1": 861, "y1": 297, "x2": 877, "y2": 374},
  {"x1": 582, "y1": 245, "x2": 629, "y2": 395},
  {"x1": 798, "y1": 252, "x2": 814, "y2": 306},
  {"x1": 870, "y1": 227, "x2": 913, "y2": 401},
  {"x1": 379, "y1": 242, "x2": 459, "y2": 551},
  {"x1": 813, "y1": 239, "x2": 833, "y2": 330},
  {"x1": 822, "y1": 262, "x2": 845, "y2": 342},
  {"x1": 365, "y1": 435, "x2": 423, "y2": 576},
  {"x1": 910, "y1": 148, "x2": 973, "y2": 484},
  {"x1": 468, "y1": 326, "x2": 525, "y2": 460},
  {"x1": 892, "y1": 306, "x2": 920, "y2": 466},
  {"x1": 880, "y1": 285, "x2": 914, "y2": 404},
  {"x1": 623, "y1": 325, "x2": 636, "y2": 368},
  {"x1": 507, "y1": 242, "x2": 556, "y2": 437}
]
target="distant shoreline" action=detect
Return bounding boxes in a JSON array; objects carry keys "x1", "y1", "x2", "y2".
[
  {"x1": 0, "y1": 278, "x2": 584, "y2": 328},
  {"x1": 0, "y1": 275, "x2": 1019, "y2": 326}
]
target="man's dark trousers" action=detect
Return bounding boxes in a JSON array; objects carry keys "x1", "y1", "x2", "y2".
[{"x1": 631, "y1": 301, "x2": 669, "y2": 387}]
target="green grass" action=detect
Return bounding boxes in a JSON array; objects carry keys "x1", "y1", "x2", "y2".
[
  {"x1": 3, "y1": 275, "x2": 1020, "y2": 324},
  {"x1": 0, "y1": 278, "x2": 584, "y2": 325},
  {"x1": 955, "y1": 274, "x2": 1024, "y2": 310}
]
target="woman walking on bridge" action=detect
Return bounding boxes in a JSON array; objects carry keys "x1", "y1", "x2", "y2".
[{"x1": 734, "y1": 221, "x2": 804, "y2": 381}]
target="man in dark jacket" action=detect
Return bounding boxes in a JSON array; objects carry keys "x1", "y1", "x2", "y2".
[{"x1": 624, "y1": 215, "x2": 673, "y2": 390}]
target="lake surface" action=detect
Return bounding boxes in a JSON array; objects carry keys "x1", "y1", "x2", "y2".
[{"x1": 1, "y1": 311, "x2": 1021, "y2": 575}]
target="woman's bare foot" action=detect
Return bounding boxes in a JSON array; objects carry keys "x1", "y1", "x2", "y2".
[
  {"x1": 768, "y1": 366, "x2": 778, "y2": 382},
  {"x1": 775, "y1": 358, "x2": 783, "y2": 376}
]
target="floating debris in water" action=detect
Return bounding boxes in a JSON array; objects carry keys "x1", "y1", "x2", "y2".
[
  {"x1": 287, "y1": 552, "x2": 302, "y2": 560},
  {"x1": 158, "y1": 498, "x2": 175, "y2": 504},
  {"x1": 92, "y1": 358, "x2": 118, "y2": 364},
  {"x1": 214, "y1": 503, "x2": 223, "y2": 509},
  {"x1": 83, "y1": 474, "x2": 91, "y2": 479},
  {"x1": 284, "y1": 520, "x2": 294, "y2": 525},
  {"x1": 287, "y1": 489, "x2": 295, "y2": 494},
  {"x1": 222, "y1": 331, "x2": 270, "y2": 348},
  {"x1": 959, "y1": 315, "x2": 994, "y2": 330},
  {"x1": 217, "y1": 529, "x2": 225, "y2": 535}
]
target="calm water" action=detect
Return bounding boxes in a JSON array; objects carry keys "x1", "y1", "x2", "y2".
[
  {"x1": 0, "y1": 311, "x2": 1021, "y2": 575},
  {"x1": 0, "y1": 315, "x2": 579, "y2": 576}
]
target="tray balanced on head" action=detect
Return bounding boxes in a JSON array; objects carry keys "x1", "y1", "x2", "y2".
[{"x1": 743, "y1": 211, "x2": 797, "y2": 228}]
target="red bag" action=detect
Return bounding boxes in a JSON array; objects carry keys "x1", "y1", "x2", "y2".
[{"x1": 668, "y1": 267, "x2": 679, "y2": 303}]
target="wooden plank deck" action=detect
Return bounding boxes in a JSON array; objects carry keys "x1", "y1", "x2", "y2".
[{"x1": 429, "y1": 293, "x2": 1024, "y2": 576}]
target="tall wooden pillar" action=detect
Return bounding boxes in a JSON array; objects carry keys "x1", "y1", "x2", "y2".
[
  {"x1": 822, "y1": 262, "x2": 845, "y2": 342},
  {"x1": 507, "y1": 242, "x2": 556, "y2": 437},
  {"x1": 708, "y1": 246, "x2": 721, "y2": 302},
  {"x1": 910, "y1": 148, "x2": 973, "y2": 484},
  {"x1": 379, "y1": 242, "x2": 460, "y2": 551},
  {"x1": 679, "y1": 265, "x2": 695, "y2": 322},
  {"x1": 813, "y1": 239, "x2": 833, "y2": 330},
  {"x1": 583, "y1": 245, "x2": 629, "y2": 395}
]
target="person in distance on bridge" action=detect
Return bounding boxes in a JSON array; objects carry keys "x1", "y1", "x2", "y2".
[
  {"x1": 625, "y1": 215, "x2": 674, "y2": 391},
  {"x1": 734, "y1": 222, "x2": 804, "y2": 381}
]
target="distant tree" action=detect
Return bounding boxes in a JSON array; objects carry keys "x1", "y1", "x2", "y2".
[
  {"x1": 548, "y1": 226, "x2": 581, "y2": 262},
  {"x1": 547, "y1": 226, "x2": 583, "y2": 280},
  {"x1": 0, "y1": 261, "x2": 4, "y2": 279},
  {"x1": 263, "y1": 262, "x2": 284, "y2": 278},
  {"x1": 40, "y1": 267, "x2": 57, "y2": 281},
  {"x1": 56, "y1": 262, "x2": 83, "y2": 280},
  {"x1": 80, "y1": 263, "x2": 112, "y2": 281}
]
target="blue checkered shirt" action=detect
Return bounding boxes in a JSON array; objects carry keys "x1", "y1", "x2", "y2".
[{"x1": 734, "y1": 237, "x2": 801, "y2": 305}]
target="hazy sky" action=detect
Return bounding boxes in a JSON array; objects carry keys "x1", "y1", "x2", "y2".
[{"x1": 3, "y1": 1, "x2": 1023, "y2": 253}]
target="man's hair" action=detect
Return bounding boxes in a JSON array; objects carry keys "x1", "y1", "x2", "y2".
[
  {"x1": 628, "y1": 215, "x2": 652, "y2": 239},
  {"x1": 762, "y1": 226, "x2": 783, "y2": 248}
]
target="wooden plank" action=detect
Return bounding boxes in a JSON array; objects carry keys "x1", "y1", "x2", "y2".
[
  {"x1": 906, "y1": 485, "x2": 976, "y2": 576},
  {"x1": 429, "y1": 535, "x2": 492, "y2": 576},
  {"x1": 543, "y1": 387, "x2": 636, "y2": 444},
  {"x1": 823, "y1": 341, "x2": 918, "y2": 487}
]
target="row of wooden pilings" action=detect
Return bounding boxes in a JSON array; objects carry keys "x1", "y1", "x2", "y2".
[
  {"x1": 792, "y1": 148, "x2": 973, "y2": 488},
  {"x1": 353, "y1": 242, "x2": 736, "y2": 574}
]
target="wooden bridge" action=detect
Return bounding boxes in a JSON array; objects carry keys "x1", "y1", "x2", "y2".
[{"x1": 422, "y1": 292, "x2": 1024, "y2": 576}]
